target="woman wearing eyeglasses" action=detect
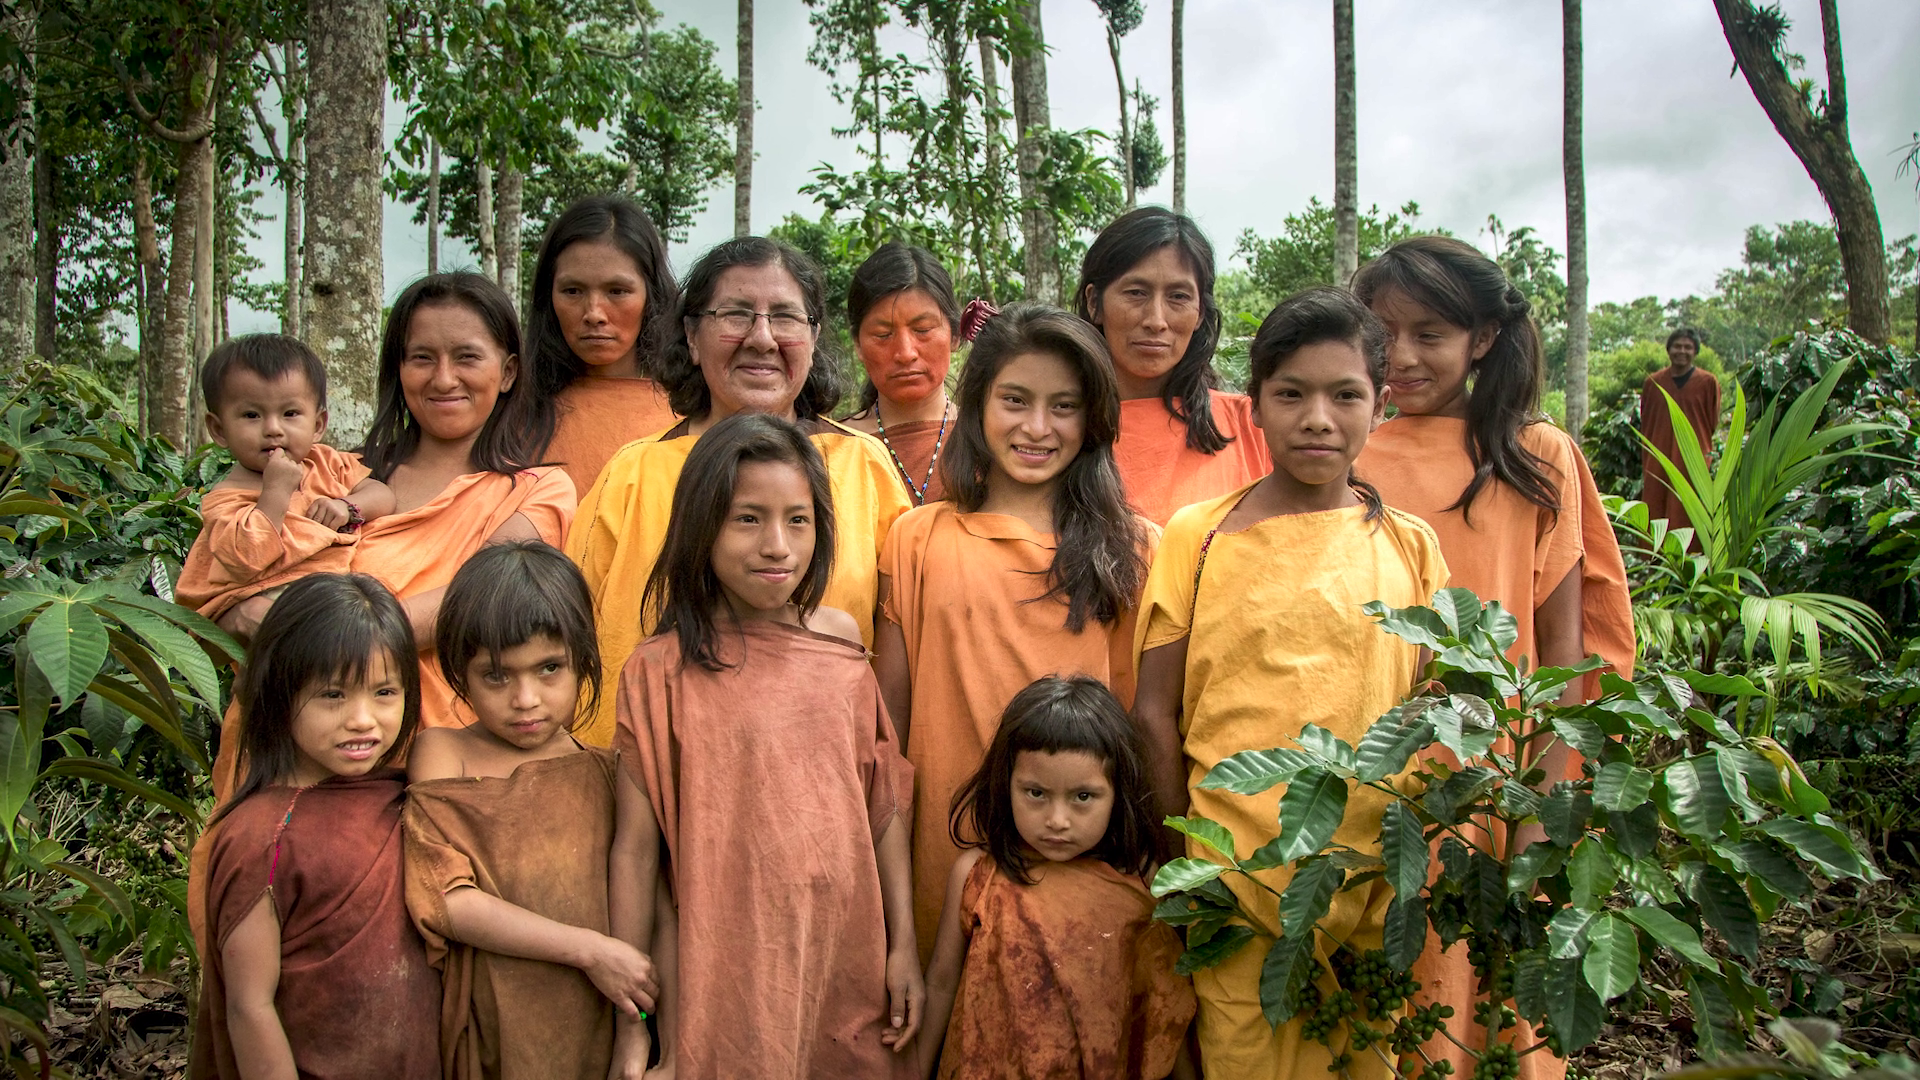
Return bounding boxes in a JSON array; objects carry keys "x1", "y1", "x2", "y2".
[{"x1": 564, "y1": 236, "x2": 913, "y2": 745}]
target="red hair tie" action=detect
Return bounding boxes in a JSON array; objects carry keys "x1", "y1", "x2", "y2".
[{"x1": 959, "y1": 298, "x2": 1001, "y2": 342}]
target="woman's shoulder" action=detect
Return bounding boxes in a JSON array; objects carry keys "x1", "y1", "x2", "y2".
[
  {"x1": 802, "y1": 605, "x2": 864, "y2": 648},
  {"x1": 1163, "y1": 484, "x2": 1248, "y2": 544},
  {"x1": 1518, "y1": 420, "x2": 1584, "y2": 470},
  {"x1": 1208, "y1": 388, "x2": 1258, "y2": 424}
]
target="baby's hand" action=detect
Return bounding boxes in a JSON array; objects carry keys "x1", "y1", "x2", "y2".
[
  {"x1": 609, "y1": 1021, "x2": 652, "y2": 1080},
  {"x1": 584, "y1": 937, "x2": 659, "y2": 1020},
  {"x1": 260, "y1": 448, "x2": 303, "y2": 493},
  {"x1": 305, "y1": 497, "x2": 352, "y2": 532}
]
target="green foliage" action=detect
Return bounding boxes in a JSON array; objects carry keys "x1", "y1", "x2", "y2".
[
  {"x1": 1665, "y1": 1017, "x2": 1918, "y2": 1080},
  {"x1": 616, "y1": 24, "x2": 736, "y2": 243},
  {"x1": 1153, "y1": 590, "x2": 1878, "y2": 1066},
  {"x1": 1589, "y1": 340, "x2": 1728, "y2": 412},
  {"x1": 1233, "y1": 199, "x2": 1430, "y2": 307}
]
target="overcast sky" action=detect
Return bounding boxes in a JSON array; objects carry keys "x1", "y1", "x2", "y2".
[{"x1": 236, "y1": 0, "x2": 1920, "y2": 334}]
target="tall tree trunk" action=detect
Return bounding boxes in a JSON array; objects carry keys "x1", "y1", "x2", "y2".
[
  {"x1": 734, "y1": 0, "x2": 754, "y2": 237},
  {"x1": 1009, "y1": 1, "x2": 1060, "y2": 305},
  {"x1": 1332, "y1": 0, "x2": 1358, "y2": 286},
  {"x1": 1171, "y1": 0, "x2": 1185, "y2": 214},
  {"x1": 426, "y1": 138, "x2": 441, "y2": 275},
  {"x1": 304, "y1": 0, "x2": 386, "y2": 444},
  {"x1": 132, "y1": 152, "x2": 164, "y2": 432},
  {"x1": 475, "y1": 160, "x2": 497, "y2": 280},
  {"x1": 156, "y1": 133, "x2": 210, "y2": 447},
  {"x1": 1712, "y1": 0, "x2": 1889, "y2": 343},
  {"x1": 1106, "y1": 28, "x2": 1133, "y2": 210},
  {"x1": 978, "y1": 31, "x2": 1009, "y2": 293},
  {"x1": 497, "y1": 166, "x2": 524, "y2": 310},
  {"x1": 0, "y1": 2, "x2": 32, "y2": 362},
  {"x1": 189, "y1": 132, "x2": 215, "y2": 444},
  {"x1": 33, "y1": 118, "x2": 55, "y2": 362},
  {"x1": 282, "y1": 37, "x2": 304, "y2": 338},
  {"x1": 1562, "y1": 0, "x2": 1589, "y2": 437}
]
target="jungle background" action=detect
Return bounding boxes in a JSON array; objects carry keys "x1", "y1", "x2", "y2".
[{"x1": 0, "y1": 0, "x2": 1917, "y2": 1076}]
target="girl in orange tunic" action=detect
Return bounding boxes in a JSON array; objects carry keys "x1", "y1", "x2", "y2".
[
  {"x1": 872, "y1": 305, "x2": 1155, "y2": 960},
  {"x1": 917, "y1": 675, "x2": 1195, "y2": 1080},
  {"x1": 616, "y1": 413, "x2": 920, "y2": 1079},
  {"x1": 1351, "y1": 237, "x2": 1635, "y2": 1080},
  {"x1": 838, "y1": 243, "x2": 960, "y2": 506},
  {"x1": 1074, "y1": 208, "x2": 1269, "y2": 525}
]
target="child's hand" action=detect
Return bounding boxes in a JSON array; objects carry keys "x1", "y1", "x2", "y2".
[
  {"x1": 883, "y1": 945, "x2": 924, "y2": 1051},
  {"x1": 305, "y1": 497, "x2": 353, "y2": 532},
  {"x1": 260, "y1": 447, "x2": 303, "y2": 493},
  {"x1": 585, "y1": 937, "x2": 660, "y2": 1019}
]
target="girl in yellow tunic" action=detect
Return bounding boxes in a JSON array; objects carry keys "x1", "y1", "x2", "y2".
[
  {"x1": 567, "y1": 237, "x2": 912, "y2": 745},
  {"x1": 1133, "y1": 288, "x2": 1448, "y2": 1080}
]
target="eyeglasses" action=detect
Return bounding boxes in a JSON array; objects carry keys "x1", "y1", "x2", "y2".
[{"x1": 696, "y1": 308, "x2": 818, "y2": 345}]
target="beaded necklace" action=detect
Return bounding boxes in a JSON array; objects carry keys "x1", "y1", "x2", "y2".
[{"x1": 876, "y1": 398, "x2": 951, "y2": 505}]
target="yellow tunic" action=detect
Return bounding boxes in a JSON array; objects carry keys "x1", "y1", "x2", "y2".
[
  {"x1": 566, "y1": 418, "x2": 912, "y2": 745},
  {"x1": 1136, "y1": 486, "x2": 1448, "y2": 1080}
]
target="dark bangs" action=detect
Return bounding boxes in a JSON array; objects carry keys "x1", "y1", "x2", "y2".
[{"x1": 435, "y1": 541, "x2": 603, "y2": 726}]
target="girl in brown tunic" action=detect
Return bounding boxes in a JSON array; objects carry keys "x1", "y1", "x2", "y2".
[
  {"x1": 403, "y1": 541, "x2": 660, "y2": 1079},
  {"x1": 918, "y1": 675, "x2": 1195, "y2": 1080},
  {"x1": 615, "y1": 413, "x2": 921, "y2": 1079},
  {"x1": 190, "y1": 573, "x2": 441, "y2": 1080}
]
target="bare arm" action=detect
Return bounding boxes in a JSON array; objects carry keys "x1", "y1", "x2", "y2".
[
  {"x1": 346, "y1": 477, "x2": 397, "y2": 522},
  {"x1": 218, "y1": 594, "x2": 276, "y2": 645},
  {"x1": 1133, "y1": 639, "x2": 1192, "y2": 824},
  {"x1": 222, "y1": 893, "x2": 298, "y2": 1080},
  {"x1": 608, "y1": 767, "x2": 660, "y2": 1078},
  {"x1": 914, "y1": 850, "x2": 980, "y2": 1079},
  {"x1": 255, "y1": 451, "x2": 302, "y2": 531},
  {"x1": 875, "y1": 813, "x2": 922, "y2": 1050},
  {"x1": 872, "y1": 579, "x2": 913, "y2": 752},
  {"x1": 644, "y1": 878, "x2": 679, "y2": 1077},
  {"x1": 439, "y1": 888, "x2": 656, "y2": 1018}
]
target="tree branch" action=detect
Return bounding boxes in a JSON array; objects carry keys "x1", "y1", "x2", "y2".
[
  {"x1": 249, "y1": 93, "x2": 288, "y2": 171},
  {"x1": 116, "y1": 56, "x2": 218, "y2": 144},
  {"x1": 1817, "y1": 0, "x2": 1845, "y2": 128}
]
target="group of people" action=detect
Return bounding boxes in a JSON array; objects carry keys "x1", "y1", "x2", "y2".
[{"x1": 176, "y1": 193, "x2": 1643, "y2": 1080}]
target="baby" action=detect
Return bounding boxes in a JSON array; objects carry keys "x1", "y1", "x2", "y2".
[{"x1": 175, "y1": 335, "x2": 395, "y2": 624}]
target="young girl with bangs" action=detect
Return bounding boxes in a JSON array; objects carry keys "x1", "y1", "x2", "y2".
[
  {"x1": 615, "y1": 413, "x2": 920, "y2": 1079},
  {"x1": 1132, "y1": 288, "x2": 1448, "y2": 1080},
  {"x1": 1351, "y1": 238, "x2": 1635, "y2": 1080},
  {"x1": 871, "y1": 303, "x2": 1156, "y2": 961},
  {"x1": 403, "y1": 541, "x2": 659, "y2": 1079},
  {"x1": 190, "y1": 573, "x2": 440, "y2": 1080}
]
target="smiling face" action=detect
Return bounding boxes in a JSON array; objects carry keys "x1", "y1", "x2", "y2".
[
  {"x1": 1666, "y1": 335, "x2": 1698, "y2": 370},
  {"x1": 400, "y1": 302, "x2": 519, "y2": 453},
  {"x1": 553, "y1": 239, "x2": 648, "y2": 378},
  {"x1": 1369, "y1": 288, "x2": 1492, "y2": 419},
  {"x1": 287, "y1": 650, "x2": 408, "y2": 786},
  {"x1": 1087, "y1": 246, "x2": 1202, "y2": 400},
  {"x1": 461, "y1": 634, "x2": 581, "y2": 751},
  {"x1": 1253, "y1": 339, "x2": 1386, "y2": 498},
  {"x1": 686, "y1": 263, "x2": 818, "y2": 424},
  {"x1": 1010, "y1": 749, "x2": 1115, "y2": 863},
  {"x1": 205, "y1": 368, "x2": 328, "y2": 473},
  {"x1": 981, "y1": 351, "x2": 1087, "y2": 498},
  {"x1": 856, "y1": 288, "x2": 953, "y2": 411},
  {"x1": 710, "y1": 460, "x2": 818, "y2": 621}
]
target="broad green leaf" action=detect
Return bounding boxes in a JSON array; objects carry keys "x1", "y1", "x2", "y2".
[
  {"x1": 1567, "y1": 840, "x2": 1616, "y2": 909},
  {"x1": 1467, "y1": 852, "x2": 1505, "y2": 928},
  {"x1": 1258, "y1": 931, "x2": 1318, "y2": 1025},
  {"x1": 1659, "y1": 758, "x2": 1733, "y2": 840},
  {"x1": 1512, "y1": 950, "x2": 1550, "y2": 1022},
  {"x1": 1539, "y1": 788, "x2": 1593, "y2": 847},
  {"x1": 1612, "y1": 850, "x2": 1681, "y2": 905},
  {"x1": 1718, "y1": 838, "x2": 1810, "y2": 901},
  {"x1": 1429, "y1": 703, "x2": 1498, "y2": 760},
  {"x1": 1548, "y1": 907, "x2": 1594, "y2": 959},
  {"x1": 25, "y1": 598, "x2": 111, "y2": 705},
  {"x1": 0, "y1": 656, "x2": 50, "y2": 842},
  {"x1": 1547, "y1": 957, "x2": 1606, "y2": 1051},
  {"x1": 1507, "y1": 842, "x2": 1567, "y2": 894},
  {"x1": 1525, "y1": 659, "x2": 1607, "y2": 707},
  {"x1": 1598, "y1": 696, "x2": 1685, "y2": 738},
  {"x1": 1608, "y1": 802, "x2": 1661, "y2": 859},
  {"x1": 1379, "y1": 802, "x2": 1427, "y2": 902},
  {"x1": 1718, "y1": 747, "x2": 1790, "y2": 807},
  {"x1": 1278, "y1": 857, "x2": 1343, "y2": 940},
  {"x1": 1153, "y1": 893, "x2": 1236, "y2": 926},
  {"x1": 1692, "y1": 865, "x2": 1759, "y2": 962},
  {"x1": 1712, "y1": 749, "x2": 1764, "y2": 823},
  {"x1": 1549, "y1": 714, "x2": 1608, "y2": 759},
  {"x1": 1151, "y1": 858, "x2": 1229, "y2": 897},
  {"x1": 1498, "y1": 782, "x2": 1542, "y2": 819},
  {"x1": 1754, "y1": 819, "x2": 1871, "y2": 880},
  {"x1": 49, "y1": 860, "x2": 136, "y2": 926},
  {"x1": 1430, "y1": 588, "x2": 1485, "y2": 636},
  {"x1": 1353, "y1": 707, "x2": 1435, "y2": 783},
  {"x1": 0, "y1": 591, "x2": 48, "y2": 636},
  {"x1": 79, "y1": 693, "x2": 132, "y2": 758},
  {"x1": 1365, "y1": 600, "x2": 1451, "y2": 650},
  {"x1": 1383, "y1": 895, "x2": 1426, "y2": 972},
  {"x1": 1582, "y1": 914, "x2": 1640, "y2": 1001},
  {"x1": 1685, "y1": 707, "x2": 1743, "y2": 745},
  {"x1": 1688, "y1": 971, "x2": 1745, "y2": 1059},
  {"x1": 1273, "y1": 768, "x2": 1347, "y2": 863},
  {"x1": 99, "y1": 599, "x2": 223, "y2": 710},
  {"x1": 1165, "y1": 816, "x2": 1236, "y2": 859},
  {"x1": 1175, "y1": 924, "x2": 1255, "y2": 975},
  {"x1": 1238, "y1": 833, "x2": 1292, "y2": 873},
  {"x1": 38, "y1": 757, "x2": 200, "y2": 823},
  {"x1": 1200, "y1": 747, "x2": 1318, "y2": 794},
  {"x1": 1680, "y1": 669, "x2": 1765, "y2": 698},
  {"x1": 1479, "y1": 599, "x2": 1520, "y2": 651},
  {"x1": 28, "y1": 907, "x2": 88, "y2": 992},
  {"x1": 1593, "y1": 761, "x2": 1656, "y2": 812},
  {"x1": 1620, "y1": 906, "x2": 1719, "y2": 971},
  {"x1": 1423, "y1": 766, "x2": 1497, "y2": 824},
  {"x1": 1293, "y1": 727, "x2": 1356, "y2": 774},
  {"x1": 106, "y1": 589, "x2": 243, "y2": 666}
]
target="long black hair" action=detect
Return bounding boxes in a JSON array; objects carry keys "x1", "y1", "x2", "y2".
[
  {"x1": 950, "y1": 675, "x2": 1157, "y2": 884},
  {"x1": 360, "y1": 273, "x2": 542, "y2": 481},
  {"x1": 1072, "y1": 207, "x2": 1229, "y2": 453},
  {"x1": 656, "y1": 237, "x2": 844, "y2": 421},
  {"x1": 1248, "y1": 286, "x2": 1390, "y2": 521},
  {"x1": 435, "y1": 540, "x2": 604, "y2": 727},
  {"x1": 642, "y1": 413, "x2": 837, "y2": 671},
  {"x1": 940, "y1": 303, "x2": 1149, "y2": 632},
  {"x1": 845, "y1": 242, "x2": 960, "y2": 415},
  {"x1": 1351, "y1": 236, "x2": 1560, "y2": 520},
  {"x1": 523, "y1": 195, "x2": 681, "y2": 453},
  {"x1": 214, "y1": 573, "x2": 420, "y2": 824}
]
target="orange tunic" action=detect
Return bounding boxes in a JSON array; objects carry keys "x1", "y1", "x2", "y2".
[
  {"x1": 868, "y1": 416, "x2": 951, "y2": 505},
  {"x1": 881, "y1": 501, "x2": 1153, "y2": 959},
  {"x1": 939, "y1": 855, "x2": 1195, "y2": 1080},
  {"x1": 546, "y1": 377, "x2": 678, "y2": 496},
  {"x1": 1115, "y1": 390, "x2": 1271, "y2": 526},
  {"x1": 1638, "y1": 366, "x2": 1721, "y2": 532},
  {"x1": 615, "y1": 621, "x2": 914, "y2": 1080},
  {"x1": 1358, "y1": 417, "x2": 1635, "y2": 1080},
  {"x1": 176, "y1": 444, "x2": 371, "y2": 620}
]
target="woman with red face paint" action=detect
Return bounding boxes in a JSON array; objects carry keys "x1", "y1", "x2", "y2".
[
  {"x1": 525, "y1": 195, "x2": 683, "y2": 494},
  {"x1": 1074, "y1": 208, "x2": 1270, "y2": 526},
  {"x1": 840, "y1": 244, "x2": 961, "y2": 506}
]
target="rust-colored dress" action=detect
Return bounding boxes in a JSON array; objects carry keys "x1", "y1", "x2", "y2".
[
  {"x1": 881, "y1": 501, "x2": 1153, "y2": 959},
  {"x1": 547, "y1": 377, "x2": 678, "y2": 496},
  {"x1": 189, "y1": 770, "x2": 441, "y2": 1080},
  {"x1": 403, "y1": 747, "x2": 620, "y2": 1080},
  {"x1": 1638, "y1": 366, "x2": 1721, "y2": 532},
  {"x1": 868, "y1": 416, "x2": 951, "y2": 505},
  {"x1": 1116, "y1": 390, "x2": 1271, "y2": 526},
  {"x1": 176, "y1": 443, "x2": 370, "y2": 620},
  {"x1": 939, "y1": 855, "x2": 1195, "y2": 1080},
  {"x1": 615, "y1": 621, "x2": 915, "y2": 1080}
]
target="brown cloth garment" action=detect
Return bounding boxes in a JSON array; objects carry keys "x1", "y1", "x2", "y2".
[
  {"x1": 615, "y1": 620, "x2": 915, "y2": 1080},
  {"x1": 547, "y1": 377, "x2": 678, "y2": 496},
  {"x1": 176, "y1": 443, "x2": 370, "y2": 620},
  {"x1": 403, "y1": 747, "x2": 620, "y2": 1080},
  {"x1": 189, "y1": 770, "x2": 441, "y2": 1080},
  {"x1": 1638, "y1": 365, "x2": 1721, "y2": 532},
  {"x1": 938, "y1": 855, "x2": 1195, "y2": 1080},
  {"x1": 868, "y1": 416, "x2": 951, "y2": 505}
]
